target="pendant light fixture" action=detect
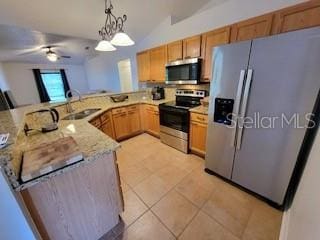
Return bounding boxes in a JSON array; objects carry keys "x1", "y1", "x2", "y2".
[{"x1": 96, "y1": 0, "x2": 134, "y2": 51}]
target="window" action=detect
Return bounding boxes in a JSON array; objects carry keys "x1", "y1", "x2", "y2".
[{"x1": 40, "y1": 70, "x2": 66, "y2": 102}]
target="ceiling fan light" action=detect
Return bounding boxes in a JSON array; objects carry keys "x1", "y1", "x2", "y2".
[
  {"x1": 95, "y1": 40, "x2": 117, "y2": 51},
  {"x1": 110, "y1": 32, "x2": 135, "y2": 46},
  {"x1": 47, "y1": 52, "x2": 58, "y2": 62}
]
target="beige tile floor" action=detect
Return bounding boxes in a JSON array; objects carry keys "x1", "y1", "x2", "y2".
[{"x1": 101, "y1": 133, "x2": 283, "y2": 240}]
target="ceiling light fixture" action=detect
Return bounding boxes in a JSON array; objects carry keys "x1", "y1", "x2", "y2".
[
  {"x1": 46, "y1": 51, "x2": 58, "y2": 62},
  {"x1": 96, "y1": 0, "x2": 134, "y2": 51}
]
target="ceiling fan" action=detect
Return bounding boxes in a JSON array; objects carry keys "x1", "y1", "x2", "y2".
[{"x1": 43, "y1": 46, "x2": 71, "y2": 62}]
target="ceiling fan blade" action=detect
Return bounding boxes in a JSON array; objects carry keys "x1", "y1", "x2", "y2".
[
  {"x1": 17, "y1": 47, "x2": 42, "y2": 56},
  {"x1": 60, "y1": 55, "x2": 71, "y2": 58}
]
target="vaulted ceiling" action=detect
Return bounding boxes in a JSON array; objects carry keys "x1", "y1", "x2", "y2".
[{"x1": 0, "y1": 0, "x2": 228, "y2": 64}]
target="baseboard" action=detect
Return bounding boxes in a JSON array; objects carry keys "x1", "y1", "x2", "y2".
[{"x1": 279, "y1": 208, "x2": 291, "y2": 240}]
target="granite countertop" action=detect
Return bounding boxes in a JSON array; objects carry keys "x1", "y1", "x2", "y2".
[
  {"x1": 189, "y1": 105, "x2": 209, "y2": 115},
  {"x1": 0, "y1": 92, "x2": 173, "y2": 191}
]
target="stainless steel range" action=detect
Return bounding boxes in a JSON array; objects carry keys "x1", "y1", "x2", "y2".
[{"x1": 159, "y1": 89, "x2": 207, "y2": 153}]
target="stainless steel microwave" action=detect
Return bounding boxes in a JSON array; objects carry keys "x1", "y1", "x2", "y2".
[{"x1": 165, "y1": 58, "x2": 201, "y2": 85}]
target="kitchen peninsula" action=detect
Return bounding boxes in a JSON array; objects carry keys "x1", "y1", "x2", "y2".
[{"x1": 0, "y1": 90, "x2": 173, "y2": 240}]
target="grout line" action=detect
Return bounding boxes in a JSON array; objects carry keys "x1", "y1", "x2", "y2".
[
  {"x1": 200, "y1": 210, "x2": 241, "y2": 240},
  {"x1": 149, "y1": 208, "x2": 178, "y2": 239}
]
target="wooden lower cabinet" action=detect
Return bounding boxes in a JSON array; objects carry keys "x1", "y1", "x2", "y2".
[
  {"x1": 89, "y1": 116, "x2": 101, "y2": 129},
  {"x1": 113, "y1": 112, "x2": 130, "y2": 140},
  {"x1": 100, "y1": 111, "x2": 115, "y2": 139},
  {"x1": 112, "y1": 104, "x2": 142, "y2": 140},
  {"x1": 189, "y1": 113, "x2": 208, "y2": 156},
  {"x1": 90, "y1": 104, "x2": 158, "y2": 140},
  {"x1": 101, "y1": 118, "x2": 115, "y2": 139},
  {"x1": 142, "y1": 104, "x2": 160, "y2": 137},
  {"x1": 127, "y1": 105, "x2": 141, "y2": 135},
  {"x1": 21, "y1": 152, "x2": 123, "y2": 240}
]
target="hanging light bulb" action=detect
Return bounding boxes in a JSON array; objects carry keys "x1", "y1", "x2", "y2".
[
  {"x1": 111, "y1": 31, "x2": 135, "y2": 46},
  {"x1": 95, "y1": 40, "x2": 117, "y2": 51},
  {"x1": 47, "y1": 52, "x2": 58, "y2": 62},
  {"x1": 96, "y1": 0, "x2": 134, "y2": 51}
]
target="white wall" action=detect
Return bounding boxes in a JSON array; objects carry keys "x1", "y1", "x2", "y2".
[
  {"x1": 2, "y1": 62, "x2": 89, "y2": 105},
  {"x1": 280, "y1": 129, "x2": 320, "y2": 240},
  {"x1": 0, "y1": 62, "x2": 9, "y2": 90},
  {"x1": 0, "y1": 169, "x2": 38, "y2": 240},
  {"x1": 85, "y1": 0, "x2": 305, "y2": 92}
]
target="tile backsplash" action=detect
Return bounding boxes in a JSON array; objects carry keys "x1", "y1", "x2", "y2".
[{"x1": 139, "y1": 83, "x2": 210, "y2": 96}]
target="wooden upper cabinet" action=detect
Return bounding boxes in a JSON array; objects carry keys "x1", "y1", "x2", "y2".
[
  {"x1": 183, "y1": 35, "x2": 201, "y2": 59},
  {"x1": 230, "y1": 14, "x2": 273, "y2": 42},
  {"x1": 201, "y1": 26, "x2": 231, "y2": 81},
  {"x1": 149, "y1": 45, "x2": 167, "y2": 82},
  {"x1": 136, "y1": 51, "x2": 150, "y2": 82},
  {"x1": 272, "y1": 1, "x2": 320, "y2": 34},
  {"x1": 167, "y1": 40, "x2": 183, "y2": 62}
]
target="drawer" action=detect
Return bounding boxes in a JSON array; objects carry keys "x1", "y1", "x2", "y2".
[
  {"x1": 145, "y1": 104, "x2": 158, "y2": 112},
  {"x1": 90, "y1": 117, "x2": 101, "y2": 128},
  {"x1": 127, "y1": 104, "x2": 139, "y2": 112},
  {"x1": 112, "y1": 107, "x2": 127, "y2": 115},
  {"x1": 190, "y1": 112, "x2": 208, "y2": 124},
  {"x1": 100, "y1": 111, "x2": 111, "y2": 123}
]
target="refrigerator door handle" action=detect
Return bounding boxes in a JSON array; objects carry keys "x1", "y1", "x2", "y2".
[
  {"x1": 230, "y1": 69, "x2": 246, "y2": 147},
  {"x1": 236, "y1": 69, "x2": 253, "y2": 150}
]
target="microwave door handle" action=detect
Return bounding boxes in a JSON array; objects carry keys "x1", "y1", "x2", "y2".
[
  {"x1": 236, "y1": 69, "x2": 253, "y2": 150},
  {"x1": 230, "y1": 70, "x2": 246, "y2": 148}
]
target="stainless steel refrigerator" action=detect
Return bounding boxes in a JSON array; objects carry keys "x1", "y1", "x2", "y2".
[{"x1": 205, "y1": 27, "x2": 320, "y2": 208}]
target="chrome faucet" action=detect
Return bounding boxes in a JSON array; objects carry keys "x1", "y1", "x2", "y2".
[{"x1": 65, "y1": 89, "x2": 82, "y2": 113}]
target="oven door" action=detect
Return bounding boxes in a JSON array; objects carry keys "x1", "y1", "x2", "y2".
[
  {"x1": 165, "y1": 58, "x2": 201, "y2": 85},
  {"x1": 159, "y1": 106, "x2": 189, "y2": 133}
]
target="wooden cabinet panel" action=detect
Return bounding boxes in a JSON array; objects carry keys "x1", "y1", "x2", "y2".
[
  {"x1": 201, "y1": 27, "x2": 231, "y2": 81},
  {"x1": 89, "y1": 117, "x2": 101, "y2": 129},
  {"x1": 230, "y1": 14, "x2": 273, "y2": 42},
  {"x1": 136, "y1": 51, "x2": 150, "y2": 82},
  {"x1": 112, "y1": 112, "x2": 130, "y2": 140},
  {"x1": 146, "y1": 109, "x2": 160, "y2": 137},
  {"x1": 190, "y1": 112, "x2": 208, "y2": 124},
  {"x1": 100, "y1": 110, "x2": 111, "y2": 124},
  {"x1": 183, "y1": 35, "x2": 201, "y2": 59},
  {"x1": 112, "y1": 107, "x2": 127, "y2": 115},
  {"x1": 272, "y1": 1, "x2": 320, "y2": 34},
  {"x1": 101, "y1": 118, "x2": 115, "y2": 139},
  {"x1": 141, "y1": 104, "x2": 160, "y2": 137},
  {"x1": 127, "y1": 106, "x2": 141, "y2": 135},
  {"x1": 190, "y1": 120, "x2": 207, "y2": 156},
  {"x1": 167, "y1": 40, "x2": 183, "y2": 62},
  {"x1": 150, "y1": 45, "x2": 167, "y2": 82}
]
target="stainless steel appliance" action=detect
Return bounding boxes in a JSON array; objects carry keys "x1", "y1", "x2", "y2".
[
  {"x1": 205, "y1": 27, "x2": 320, "y2": 209},
  {"x1": 159, "y1": 89, "x2": 206, "y2": 153},
  {"x1": 151, "y1": 86, "x2": 165, "y2": 100},
  {"x1": 165, "y1": 58, "x2": 201, "y2": 85},
  {"x1": 24, "y1": 108, "x2": 60, "y2": 135}
]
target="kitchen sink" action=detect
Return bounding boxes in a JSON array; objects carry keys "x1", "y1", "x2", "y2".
[{"x1": 62, "y1": 108, "x2": 101, "y2": 120}]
